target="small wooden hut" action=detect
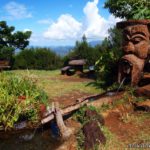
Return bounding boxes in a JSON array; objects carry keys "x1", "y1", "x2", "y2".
[
  {"x1": 0, "y1": 60, "x2": 10, "y2": 71},
  {"x1": 61, "y1": 59, "x2": 86, "y2": 75},
  {"x1": 68, "y1": 59, "x2": 86, "y2": 72},
  {"x1": 61, "y1": 66, "x2": 71, "y2": 75}
]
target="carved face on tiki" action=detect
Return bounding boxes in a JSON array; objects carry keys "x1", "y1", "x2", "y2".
[
  {"x1": 122, "y1": 25, "x2": 150, "y2": 59},
  {"x1": 117, "y1": 20, "x2": 150, "y2": 86}
]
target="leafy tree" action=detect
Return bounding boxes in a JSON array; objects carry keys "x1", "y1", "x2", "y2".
[
  {"x1": 73, "y1": 35, "x2": 89, "y2": 60},
  {"x1": 34, "y1": 48, "x2": 62, "y2": 70},
  {"x1": 95, "y1": 27, "x2": 123, "y2": 87},
  {"x1": 66, "y1": 35, "x2": 101, "y2": 66},
  {"x1": 13, "y1": 47, "x2": 62, "y2": 70},
  {"x1": 13, "y1": 49, "x2": 36, "y2": 69},
  {"x1": 104, "y1": 0, "x2": 150, "y2": 19},
  {"x1": 0, "y1": 21, "x2": 31, "y2": 61}
]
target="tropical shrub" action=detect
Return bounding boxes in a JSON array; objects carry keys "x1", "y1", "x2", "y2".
[
  {"x1": 95, "y1": 27, "x2": 123, "y2": 88},
  {"x1": 0, "y1": 72, "x2": 48, "y2": 130}
]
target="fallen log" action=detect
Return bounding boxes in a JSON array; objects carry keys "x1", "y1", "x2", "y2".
[
  {"x1": 41, "y1": 100, "x2": 89, "y2": 124},
  {"x1": 41, "y1": 91, "x2": 124, "y2": 125},
  {"x1": 76, "y1": 93, "x2": 104, "y2": 103},
  {"x1": 42, "y1": 93, "x2": 102, "y2": 118},
  {"x1": 0, "y1": 91, "x2": 124, "y2": 131}
]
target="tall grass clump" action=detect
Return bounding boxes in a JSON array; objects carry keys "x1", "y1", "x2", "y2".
[{"x1": 0, "y1": 72, "x2": 48, "y2": 130}]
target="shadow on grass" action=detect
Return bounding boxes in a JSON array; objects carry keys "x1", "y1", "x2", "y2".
[
  {"x1": 86, "y1": 80, "x2": 123, "y2": 92},
  {"x1": 86, "y1": 81, "x2": 104, "y2": 89},
  {"x1": 79, "y1": 71, "x2": 96, "y2": 80}
]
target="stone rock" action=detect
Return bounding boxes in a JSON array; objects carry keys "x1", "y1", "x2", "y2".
[
  {"x1": 83, "y1": 120, "x2": 106, "y2": 150},
  {"x1": 139, "y1": 74, "x2": 150, "y2": 86},
  {"x1": 135, "y1": 85, "x2": 150, "y2": 98},
  {"x1": 133, "y1": 100, "x2": 150, "y2": 112},
  {"x1": 85, "y1": 109, "x2": 105, "y2": 126}
]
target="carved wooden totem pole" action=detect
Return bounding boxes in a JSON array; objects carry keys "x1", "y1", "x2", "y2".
[{"x1": 117, "y1": 20, "x2": 150, "y2": 87}]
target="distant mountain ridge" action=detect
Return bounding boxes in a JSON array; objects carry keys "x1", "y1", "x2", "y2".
[
  {"x1": 50, "y1": 40, "x2": 102, "y2": 56},
  {"x1": 50, "y1": 46, "x2": 73, "y2": 56},
  {"x1": 28, "y1": 40, "x2": 102, "y2": 56},
  {"x1": 88, "y1": 40, "x2": 102, "y2": 47}
]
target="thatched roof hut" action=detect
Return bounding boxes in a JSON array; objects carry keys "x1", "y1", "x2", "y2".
[
  {"x1": 61, "y1": 66, "x2": 71, "y2": 71},
  {"x1": 68, "y1": 59, "x2": 86, "y2": 66},
  {"x1": 61, "y1": 59, "x2": 86, "y2": 75}
]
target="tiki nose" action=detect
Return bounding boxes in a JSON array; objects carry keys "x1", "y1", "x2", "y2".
[{"x1": 123, "y1": 41, "x2": 135, "y2": 54}]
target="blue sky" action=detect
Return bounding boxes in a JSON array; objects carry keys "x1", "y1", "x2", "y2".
[{"x1": 0, "y1": 0, "x2": 121, "y2": 46}]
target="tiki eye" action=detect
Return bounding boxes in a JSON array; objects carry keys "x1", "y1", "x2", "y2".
[
  {"x1": 132, "y1": 37, "x2": 143, "y2": 44},
  {"x1": 124, "y1": 36, "x2": 128, "y2": 41}
]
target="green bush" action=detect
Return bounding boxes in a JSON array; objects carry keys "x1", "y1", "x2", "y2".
[
  {"x1": 13, "y1": 49, "x2": 36, "y2": 69},
  {"x1": 65, "y1": 35, "x2": 101, "y2": 66},
  {"x1": 95, "y1": 27, "x2": 123, "y2": 88},
  {"x1": 0, "y1": 72, "x2": 48, "y2": 130},
  {"x1": 13, "y1": 47, "x2": 62, "y2": 70},
  {"x1": 0, "y1": 46, "x2": 14, "y2": 61},
  {"x1": 74, "y1": 105, "x2": 99, "y2": 125}
]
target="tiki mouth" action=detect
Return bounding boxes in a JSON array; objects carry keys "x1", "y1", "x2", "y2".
[
  {"x1": 120, "y1": 59, "x2": 132, "y2": 75},
  {"x1": 119, "y1": 54, "x2": 145, "y2": 86},
  {"x1": 118, "y1": 57, "x2": 133, "y2": 85}
]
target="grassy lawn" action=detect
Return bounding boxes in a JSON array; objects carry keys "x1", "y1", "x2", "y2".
[
  {"x1": 0, "y1": 69, "x2": 102, "y2": 129},
  {"x1": 1, "y1": 70, "x2": 149, "y2": 149},
  {"x1": 10, "y1": 70, "x2": 103, "y2": 100}
]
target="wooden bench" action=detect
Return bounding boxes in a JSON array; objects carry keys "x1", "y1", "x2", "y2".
[
  {"x1": 0, "y1": 60, "x2": 11, "y2": 71},
  {"x1": 61, "y1": 66, "x2": 71, "y2": 75}
]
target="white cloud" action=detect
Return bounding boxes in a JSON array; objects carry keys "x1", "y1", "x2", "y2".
[
  {"x1": 108, "y1": 15, "x2": 122, "y2": 26},
  {"x1": 30, "y1": 33, "x2": 39, "y2": 43},
  {"x1": 41, "y1": 0, "x2": 122, "y2": 43},
  {"x1": 4, "y1": 1, "x2": 32, "y2": 20},
  {"x1": 43, "y1": 14, "x2": 82, "y2": 40},
  {"x1": 83, "y1": 0, "x2": 121, "y2": 39},
  {"x1": 37, "y1": 19, "x2": 53, "y2": 25},
  {"x1": 30, "y1": 32, "x2": 74, "y2": 46},
  {"x1": 23, "y1": 29, "x2": 32, "y2": 32},
  {"x1": 83, "y1": 0, "x2": 108, "y2": 38}
]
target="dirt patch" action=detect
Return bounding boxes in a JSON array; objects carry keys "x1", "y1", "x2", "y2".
[
  {"x1": 52, "y1": 91, "x2": 91, "y2": 107},
  {"x1": 105, "y1": 112, "x2": 138, "y2": 143},
  {"x1": 104, "y1": 106, "x2": 150, "y2": 144},
  {"x1": 90, "y1": 91, "x2": 125, "y2": 109}
]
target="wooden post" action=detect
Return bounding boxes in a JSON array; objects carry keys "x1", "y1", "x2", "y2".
[{"x1": 54, "y1": 102, "x2": 73, "y2": 140}]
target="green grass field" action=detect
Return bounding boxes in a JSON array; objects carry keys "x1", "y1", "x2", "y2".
[
  {"x1": 11, "y1": 70, "x2": 103, "y2": 100},
  {"x1": 1, "y1": 70, "x2": 149, "y2": 149}
]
